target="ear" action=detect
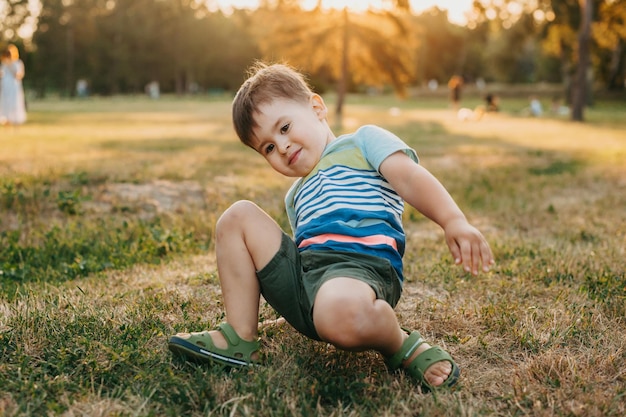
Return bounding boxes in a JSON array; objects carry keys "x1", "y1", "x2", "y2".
[{"x1": 310, "y1": 94, "x2": 328, "y2": 120}]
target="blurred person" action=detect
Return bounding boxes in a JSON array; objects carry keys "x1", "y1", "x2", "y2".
[
  {"x1": 76, "y1": 79, "x2": 89, "y2": 98},
  {"x1": 551, "y1": 96, "x2": 569, "y2": 116},
  {"x1": 0, "y1": 44, "x2": 27, "y2": 126},
  {"x1": 447, "y1": 75, "x2": 463, "y2": 110},
  {"x1": 485, "y1": 93, "x2": 499, "y2": 112},
  {"x1": 457, "y1": 106, "x2": 485, "y2": 122},
  {"x1": 529, "y1": 96, "x2": 543, "y2": 117},
  {"x1": 145, "y1": 80, "x2": 160, "y2": 99}
]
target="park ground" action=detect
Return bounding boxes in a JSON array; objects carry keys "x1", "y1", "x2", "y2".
[{"x1": 0, "y1": 93, "x2": 625, "y2": 416}]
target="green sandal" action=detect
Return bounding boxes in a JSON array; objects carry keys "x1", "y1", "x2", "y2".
[
  {"x1": 386, "y1": 330, "x2": 460, "y2": 391},
  {"x1": 168, "y1": 322, "x2": 260, "y2": 367}
]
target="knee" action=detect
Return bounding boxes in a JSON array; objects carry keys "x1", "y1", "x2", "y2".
[
  {"x1": 314, "y1": 298, "x2": 372, "y2": 350},
  {"x1": 216, "y1": 200, "x2": 258, "y2": 234}
]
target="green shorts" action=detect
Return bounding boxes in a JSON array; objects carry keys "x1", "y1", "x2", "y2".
[{"x1": 257, "y1": 232, "x2": 403, "y2": 340}]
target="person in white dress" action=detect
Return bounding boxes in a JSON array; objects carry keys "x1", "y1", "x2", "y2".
[{"x1": 0, "y1": 44, "x2": 27, "y2": 126}]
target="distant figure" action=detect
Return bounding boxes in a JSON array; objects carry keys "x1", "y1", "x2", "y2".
[
  {"x1": 551, "y1": 96, "x2": 569, "y2": 116},
  {"x1": 76, "y1": 79, "x2": 89, "y2": 97},
  {"x1": 485, "y1": 93, "x2": 499, "y2": 112},
  {"x1": 457, "y1": 106, "x2": 485, "y2": 122},
  {"x1": 529, "y1": 96, "x2": 543, "y2": 117},
  {"x1": 0, "y1": 44, "x2": 27, "y2": 126},
  {"x1": 448, "y1": 75, "x2": 463, "y2": 110},
  {"x1": 146, "y1": 80, "x2": 160, "y2": 99}
]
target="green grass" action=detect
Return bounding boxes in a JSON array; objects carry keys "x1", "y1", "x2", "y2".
[{"x1": 1, "y1": 94, "x2": 625, "y2": 416}]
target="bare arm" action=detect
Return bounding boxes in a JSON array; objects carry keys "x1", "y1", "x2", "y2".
[
  {"x1": 14, "y1": 61, "x2": 25, "y2": 80},
  {"x1": 380, "y1": 151, "x2": 494, "y2": 275}
]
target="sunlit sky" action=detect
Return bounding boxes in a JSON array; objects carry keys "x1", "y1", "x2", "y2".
[{"x1": 213, "y1": 0, "x2": 473, "y2": 25}]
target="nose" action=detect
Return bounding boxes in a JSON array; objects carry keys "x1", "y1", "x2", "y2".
[{"x1": 277, "y1": 138, "x2": 290, "y2": 154}]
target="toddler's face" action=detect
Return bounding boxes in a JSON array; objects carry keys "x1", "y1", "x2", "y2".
[{"x1": 250, "y1": 95, "x2": 333, "y2": 177}]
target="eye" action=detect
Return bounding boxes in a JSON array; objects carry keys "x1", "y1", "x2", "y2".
[
  {"x1": 280, "y1": 123, "x2": 290, "y2": 134},
  {"x1": 264, "y1": 144, "x2": 275, "y2": 155}
]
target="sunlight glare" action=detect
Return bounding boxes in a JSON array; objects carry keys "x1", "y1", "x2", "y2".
[
  {"x1": 210, "y1": 0, "x2": 259, "y2": 13},
  {"x1": 212, "y1": 0, "x2": 474, "y2": 24},
  {"x1": 300, "y1": 0, "x2": 387, "y2": 13},
  {"x1": 410, "y1": 0, "x2": 473, "y2": 25}
]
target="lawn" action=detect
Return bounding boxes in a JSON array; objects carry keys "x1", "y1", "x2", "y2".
[{"x1": 1, "y1": 94, "x2": 625, "y2": 416}]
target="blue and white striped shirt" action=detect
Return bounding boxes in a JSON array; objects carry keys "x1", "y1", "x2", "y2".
[{"x1": 285, "y1": 125, "x2": 419, "y2": 282}]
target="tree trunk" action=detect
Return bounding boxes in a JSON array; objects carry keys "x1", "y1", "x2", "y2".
[
  {"x1": 571, "y1": 0, "x2": 592, "y2": 121},
  {"x1": 335, "y1": 7, "x2": 349, "y2": 125},
  {"x1": 66, "y1": 25, "x2": 75, "y2": 97},
  {"x1": 607, "y1": 40, "x2": 624, "y2": 91}
]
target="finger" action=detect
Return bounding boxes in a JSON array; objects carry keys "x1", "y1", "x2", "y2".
[
  {"x1": 447, "y1": 236, "x2": 462, "y2": 265},
  {"x1": 471, "y1": 242, "x2": 481, "y2": 275},
  {"x1": 480, "y1": 240, "x2": 495, "y2": 272},
  {"x1": 459, "y1": 240, "x2": 472, "y2": 273}
]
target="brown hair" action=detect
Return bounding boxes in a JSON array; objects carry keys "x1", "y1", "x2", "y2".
[
  {"x1": 7, "y1": 44, "x2": 19, "y2": 60},
  {"x1": 232, "y1": 62, "x2": 314, "y2": 147}
]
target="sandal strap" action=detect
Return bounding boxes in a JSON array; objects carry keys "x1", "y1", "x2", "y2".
[
  {"x1": 216, "y1": 322, "x2": 260, "y2": 362},
  {"x1": 407, "y1": 345, "x2": 460, "y2": 391},
  {"x1": 385, "y1": 329, "x2": 460, "y2": 390},
  {"x1": 386, "y1": 330, "x2": 426, "y2": 370},
  {"x1": 169, "y1": 323, "x2": 261, "y2": 366},
  {"x1": 218, "y1": 323, "x2": 244, "y2": 346},
  {"x1": 405, "y1": 346, "x2": 455, "y2": 385}
]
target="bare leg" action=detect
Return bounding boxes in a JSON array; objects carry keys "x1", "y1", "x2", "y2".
[
  {"x1": 312, "y1": 278, "x2": 453, "y2": 387},
  {"x1": 207, "y1": 200, "x2": 284, "y2": 351}
]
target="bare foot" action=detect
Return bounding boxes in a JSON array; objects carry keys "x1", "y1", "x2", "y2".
[{"x1": 258, "y1": 317, "x2": 286, "y2": 329}]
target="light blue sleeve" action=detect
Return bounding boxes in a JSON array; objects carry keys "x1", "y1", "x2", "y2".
[
  {"x1": 284, "y1": 178, "x2": 302, "y2": 235},
  {"x1": 355, "y1": 125, "x2": 419, "y2": 171}
]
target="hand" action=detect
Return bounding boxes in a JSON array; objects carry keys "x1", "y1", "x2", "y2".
[{"x1": 443, "y1": 218, "x2": 494, "y2": 275}]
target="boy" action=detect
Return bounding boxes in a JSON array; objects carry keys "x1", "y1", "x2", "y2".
[{"x1": 169, "y1": 62, "x2": 495, "y2": 391}]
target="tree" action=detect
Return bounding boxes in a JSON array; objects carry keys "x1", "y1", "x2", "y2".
[
  {"x1": 466, "y1": 0, "x2": 551, "y2": 83},
  {"x1": 412, "y1": 8, "x2": 469, "y2": 84},
  {"x1": 536, "y1": 0, "x2": 606, "y2": 120},
  {"x1": 251, "y1": 2, "x2": 416, "y2": 122},
  {"x1": 572, "y1": 0, "x2": 592, "y2": 121},
  {"x1": 0, "y1": 0, "x2": 32, "y2": 42},
  {"x1": 468, "y1": 0, "x2": 621, "y2": 118},
  {"x1": 198, "y1": 10, "x2": 261, "y2": 91},
  {"x1": 21, "y1": 0, "x2": 626, "y2": 100},
  {"x1": 594, "y1": 0, "x2": 626, "y2": 91},
  {"x1": 31, "y1": 0, "x2": 260, "y2": 96},
  {"x1": 31, "y1": 0, "x2": 86, "y2": 96},
  {"x1": 487, "y1": 14, "x2": 542, "y2": 83}
]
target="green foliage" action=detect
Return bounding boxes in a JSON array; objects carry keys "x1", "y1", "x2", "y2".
[
  {"x1": 0, "y1": 218, "x2": 207, "y2": 299},
  {"x1": 56, "y1": 190, "x2": 85, "y2": 215},
  {"x1": 412, "y1": 9, "x2": 467, "y2": 84},
  {"x1": 527, "y1": 159, "x2": 582, "y2": 176},
  {"x1": 583, "y1": 268, "x2": 626, "y2": 318},
  {"x1": 1, "y1": 179, "x2": 25, "y2": 209},
  {"x1": 0, "y1": 0, "x2": 31, "y2": 42},
  {"x1": 26, "y1": 0, "x2": 626, "y2": 99},
  {"x1": 31, "y1": 0, "x2": 260, "y2": 97}
]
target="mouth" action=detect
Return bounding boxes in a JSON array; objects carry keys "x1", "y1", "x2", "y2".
[{"x1": 288, "y1": 149, "x2": 301, "y2": 166}]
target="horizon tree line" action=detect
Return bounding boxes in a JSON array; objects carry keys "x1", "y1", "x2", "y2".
[{"x1": 1, "y1": 0, "x2": 624, "y2": 121}]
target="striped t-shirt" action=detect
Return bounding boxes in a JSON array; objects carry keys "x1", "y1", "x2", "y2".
[{"x1": 285, "y1": 125, "x2": 418, "y2": 282}]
